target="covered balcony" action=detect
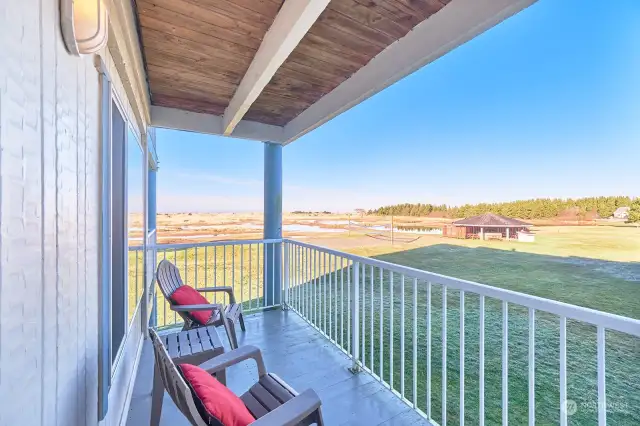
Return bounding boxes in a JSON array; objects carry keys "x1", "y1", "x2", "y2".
[{"x1": 2, "y1": 0, "x2": 639, "y2": 425}]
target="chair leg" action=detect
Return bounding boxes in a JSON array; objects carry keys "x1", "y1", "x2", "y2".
[
  {"x1": 238, "y1": 312, "x2": 246, "y2": 332},
  {"x1": 150, "y1": 362, "x2": 164, "y2": 426},
  {"x1": 226, "y1": 318, "x2": 239, "y2": 349}
]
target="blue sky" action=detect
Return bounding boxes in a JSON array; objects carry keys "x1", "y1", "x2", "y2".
[{"x1": 152, "y1": 0, "x2": 640, "y2": 213}]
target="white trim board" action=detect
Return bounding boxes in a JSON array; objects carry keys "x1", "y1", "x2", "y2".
[
  {"x1": 282, "y1": 0, "x2": 538, "y2": 144},
  {"x1": 151, "y1": 106, "x2": 285, "y2": 143}
]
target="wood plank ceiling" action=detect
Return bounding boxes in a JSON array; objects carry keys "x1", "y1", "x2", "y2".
[{"x1": 135, "y1": 0, "x2": 449, "y2": 127}]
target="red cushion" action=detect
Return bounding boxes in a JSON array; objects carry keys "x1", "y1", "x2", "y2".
[
  {"x1": 179, "y1": 363, "x2": 255, "y2": 426},
  {"x1": 169, "y1": 286, "x2": 213, "y2": 325}
]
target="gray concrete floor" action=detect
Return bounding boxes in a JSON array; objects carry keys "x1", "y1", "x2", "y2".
[{"x1": 126, "y1": 310, "x2": 431, "y2": 425}]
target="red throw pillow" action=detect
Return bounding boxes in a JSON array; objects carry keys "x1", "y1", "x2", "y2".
[
  {"x1": 169, "y1": 286, "x2": 213, "y2": 325},
  {"x1": 179, "y1": 363, "x2": 255, "y2": 426}
]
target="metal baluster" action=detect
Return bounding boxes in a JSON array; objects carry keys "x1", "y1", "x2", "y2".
[
  {"x1": 350, "y1": 261, "x2": 360, "y2": 371},
  {"x1": 479, "y1": 295, "x2": 485, "y2": 426},
  {"x1": 204, "y1": 246, "x2": 208, "y2": 287},
  {"x1": 413, "y1": 277, "x2": 418, "y2": 408},
  {"x1": 379, "y1": 267, "x2": 384, "y2": 380},
  {"x1": 341, "y1": 257, "x2": 344, "y2": 349},
  {"x1": 305, "y1": 248, "x2": 308, "y2": 321},
  {"x1": 370, "y1": 265, "x2": 374, "y2": 371},
  {"x1": 174, "y1": 248, "x2": 177, "y2": 323},
  {"x1": 240, "y1": 244, "x2": 244, "y2": 306},
  {"x1": 502, "y1": 301, "x2": 509, "y2": 426},
  {"x1": 296, "y1": 246, "x2": 302, "y2": 312},
  {"x1": 390, "y1": 270, "x2": 394, "y2": 389},
  {"x1": 560, "y1": 317, "x2": 567, "y2": 426},
  {"x1": 249, "y1": 244, "x2": 252, "y2": 311},
  {"x1": 194, "y1": 247, "x2": 198, "y2": 288},
  {"x1": 314, "y1": 249, "x2": 318, "y2": 326},
  {"x1": 231, "y1": 245, "x2": 235, "y2": 306},
  {"x1": 271, "y1": 243, "x2": 275, "y2": 307},
  {"x1": 401, "y1": 274, "x2": 405, "y2": 399},
  {"x1": 305, "y1": 247, "x2": 308, "y2": 319},
  {"x1": 214, "y1": 246, "x2": 217, "y2": 287},
  {"x1": 347, "y1": 258, "x2": 351, "y2": 354},
  {"x1": 597, "y1": 326, "x2": 606, "y2": 426},
  {"x1": 460, "y1": 290, "x2": 465, "y2": 424},
  {"x1": 361, "y1": 263, "x2": 366, "y2": 366},
  {"x1": 324, "y1": 252, "x2": 328, "y2": 333},
  {"x1": 135, "y1": 250, "x2": 139, "y2": 303},
  {"x1": 442, "y1": 286, "x2": 447, "y2": 426},
  {"x1": 162, "y1": 250, "x2": 167, "y2": 327},
  {"x1": 329, "y1": 255, "x2": 333, "y2": 339},
  {"x1": 223, "y1": 245, "x2": 227, "y2": 291},
  {"x1": 528, "y1": 308, "x2": 535, "y2": 426},
  {"x1": 427, "y1": 281, "x2": 432, "y2": 419},
  {"x1": 334, "y1": 257, "x2": 338, "y2": 342}
]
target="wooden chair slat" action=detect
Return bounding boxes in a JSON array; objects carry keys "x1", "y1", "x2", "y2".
[
  {"x1": 177, "y1": 331, "x2": 192, "y2": 357},
  {"x1": 249, "y1": 382, "x2": 281, "y2": 412},
  {"x1": 187, "y1": 329, "x2": 203, "y2": 354},
  {"x1": 240, "y1": 392, "x2": 270, "y2": 419},
  {"x1": 166, "y1": 334, "x2": 180, "y2": 358},
  {"x1": 200, "y1": 328, "x2": 215, "y2": 351},
  {"x1": 260, "y1": 374, "x2": 295, "y2": 404}
]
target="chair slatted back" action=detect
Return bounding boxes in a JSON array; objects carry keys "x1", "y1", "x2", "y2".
[
  {"x1": 149, "y1": 329, "x2": 207, "y2": 426},
  {"x1": 156, "y1": 259, "x2": 184, "y2": 299}
]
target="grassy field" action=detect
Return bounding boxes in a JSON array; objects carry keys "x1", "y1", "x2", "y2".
[{"x1": 129, "y1": 225, "x2": 639, "y2": 425}]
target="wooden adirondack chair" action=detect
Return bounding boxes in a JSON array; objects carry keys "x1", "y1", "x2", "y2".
[
  {"x1": 156, "y1": 259, "x2": 245, "y2": 349},
  {"x1": 149, "y1": 329, "x2": 325, "y2": 426}
]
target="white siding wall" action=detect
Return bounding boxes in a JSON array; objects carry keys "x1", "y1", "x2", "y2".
[{"x1": 0, "y1": 1, "x2": 146, "y2": 425}]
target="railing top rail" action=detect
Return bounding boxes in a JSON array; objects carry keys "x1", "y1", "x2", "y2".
[
  {"x1": 152, "y1": 238, "x2": 282, "y2": 250},
  {"x1": 284, "y1": 238, "x2": 640, "y2": 337},
  {"x1": 128, "y1": 238, "x2": 282, "y2": 252},
  {"x1": 128, "y1": 238, "x2": 283, "y2": 252}
]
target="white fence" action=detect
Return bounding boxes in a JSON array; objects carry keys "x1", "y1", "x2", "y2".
[
  {"x1": 131, "y1": 238, "x2": 640, "y2": 425},
  {"x1": 283, "y1": 239, "x2": 640, "y2": 426}
]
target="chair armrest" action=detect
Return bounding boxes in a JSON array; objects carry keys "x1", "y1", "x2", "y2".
[
  {"x1": 250, "y1": 389, "x2": 322, "y2": 426},
  {"x1": 196, "y1": 286, "x2": 236, "y2": 304},
  {"x1": 170, "y1": 304, "x2": 221, "y2": 312},
  {"x1": 198, "y1": 345, "x2": 266, "y2": 377}
]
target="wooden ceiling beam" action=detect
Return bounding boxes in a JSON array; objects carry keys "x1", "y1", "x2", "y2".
[{"x1": 222, "y1": 0, "x2": 331, "y2": 136}]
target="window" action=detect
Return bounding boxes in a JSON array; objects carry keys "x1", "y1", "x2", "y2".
[
  {"x1": 98, "y1": 63, "x2": 150, "y2": 421},
  {"x1": 127, "y1": 127, "x2": 144, "y2": 323},
  {"x1": 110, "y1": 100, "x2": 127, "y2": 362}
]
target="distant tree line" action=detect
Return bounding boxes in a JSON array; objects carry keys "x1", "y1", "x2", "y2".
[{"x1": 368, "y1": 196, "x2": 633, "y2": 220}]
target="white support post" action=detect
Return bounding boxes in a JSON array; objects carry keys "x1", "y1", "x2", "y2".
[{"x1": 350, "y1": 261, "x2": 361, "y2": 373}]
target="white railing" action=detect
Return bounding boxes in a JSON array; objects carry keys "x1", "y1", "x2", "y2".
[
  {"x1": 283, "y1": 239, "x2": 640, "y2": 426},
  {"x1": 130, "y1": 239, "x2": 281, "y2": 329}
]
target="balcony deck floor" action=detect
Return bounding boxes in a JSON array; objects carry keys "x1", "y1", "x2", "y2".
[{"x1": 126, "y1": 309, "x2": 431, "y2": 426}]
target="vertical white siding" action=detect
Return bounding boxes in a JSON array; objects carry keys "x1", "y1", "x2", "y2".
[{"x1": 0, "y1": 1, "x2": 144, "y2": 425}]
